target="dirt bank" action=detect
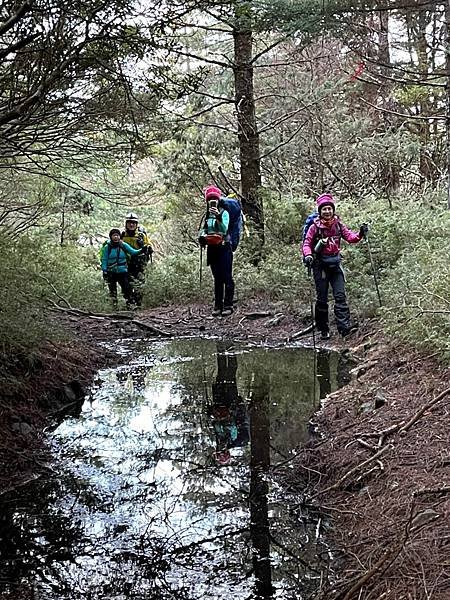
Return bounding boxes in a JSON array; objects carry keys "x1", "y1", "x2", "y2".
[{"x1": 280, "y1": 339, "x2": 449, "y2": 600}]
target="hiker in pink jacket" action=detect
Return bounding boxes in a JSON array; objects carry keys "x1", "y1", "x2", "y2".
[{"x1": 302, "y1": 194, "x2": 368, "y2": 339}]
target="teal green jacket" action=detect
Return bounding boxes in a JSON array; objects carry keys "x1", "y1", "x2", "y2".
[
  {"x1": 199, "y1": 208, "x2": 229, "y2": 239},
  {"x1": 101, "y1": 241, "x2": 142, "y2": 273}
]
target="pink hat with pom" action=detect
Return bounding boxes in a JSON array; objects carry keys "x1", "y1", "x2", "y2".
[
  {"x1": 316, "y1": 193, "x2": 335, "y2": 211},
  {"x1": 204, "y1": 185, "x2": 222, "y2": 202}
]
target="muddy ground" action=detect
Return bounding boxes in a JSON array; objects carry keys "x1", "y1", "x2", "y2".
[{"x1": 1, "y1": 299, "x2": 449, "y2": 599}]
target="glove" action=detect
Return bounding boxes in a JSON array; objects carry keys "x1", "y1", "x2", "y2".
[
  {"x1": 147, "y1": 245, "x2": 154, "y2": 255},
  {"x1": 304, "y1": 255, "x2": 313, "y2": 266},
  {"x1": 359, "y1": 223, "x2": 369, "y2": 238},
  {"x1": 102, "y1": 271, "x2": 109, "y2": 281},
  {"x1": 136, "y1": 234, "x2": 144, "y2": 248},
  {"x1": 199, "y1": 237, "x2": 207, "y2": 248}
]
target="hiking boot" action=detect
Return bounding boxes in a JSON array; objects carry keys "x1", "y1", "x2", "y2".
[
  {"x1": 221, "y1": 306, "x2": 233, "y2": 317},
  {"x1": 320, "y1": 330, "x2": 330, "y2": 340},
  {"x1": 340, "y1": 325, "x2": 358, "y2": 338},
  {"x1": 212, "y1": 308, "x2": 222, "y2": 317}
]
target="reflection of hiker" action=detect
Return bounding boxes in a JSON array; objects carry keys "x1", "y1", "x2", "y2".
[
  {"x1": 121, "y1": 213, "x2": 153, "y2": 307},
  {"x1": 302, "y1": 194, "x2": 368, "y2": 339},
  {"x1": 101, "y1": 228, "x2": 143, "y2": 309},
  {"x1": 209, "y1": 347, "x2": 249, "y2": 465},
  {"x1": 198, "y1": 185, "x2": 235, "y2": 317}
]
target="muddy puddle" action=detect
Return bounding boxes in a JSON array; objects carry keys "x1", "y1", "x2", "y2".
[{"x1": 0, "y1": 339, "x2": 350, "y2": 600}]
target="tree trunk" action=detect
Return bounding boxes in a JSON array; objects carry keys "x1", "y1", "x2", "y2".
[
  {"x1": 378, "y1": 9, "x2": 400, "y2": 200},
  {"x1": 233, "y1": 3, "x2": 264, "y2": 252}
]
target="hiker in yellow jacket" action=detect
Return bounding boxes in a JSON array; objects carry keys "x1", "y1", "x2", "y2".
[{"x1": 121, "y1": 213, "x2": 153, "y2": 306}]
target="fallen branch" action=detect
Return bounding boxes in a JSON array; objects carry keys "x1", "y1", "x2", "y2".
[
  {"x1": 356, "y1": 422, "x2": 403, "y2": 443},
  {"x1": 309, "y1": 444, "x2": 392, "y2": 500},
  {"x1": 340, "y1": 542, "x2": 403, "y2": 600},
  {"x1": 413, "y1": 485, "x2": 450, "y2": 497},
  {"x1": 243, "y1": 311, "x2": 272, "y2": 319},
  {"x1": 287, "y1": 324, "x2": 314, "y2": 341},
  {"x1": 356, "y1": 437, "x2": 378, "y2": 452},
  {"x1": 131, "y1": 319, "x2": 171, "y2": 337},
  {"x1": 37, "y1": 275, "x2": 72, "y2": 308},
  {"x1": 51, "y1": 304, "x2": 172, "y2": 336},
  {"x1": 265, "y1": 313, "x2": 285, "y2": 327},
  {"x1": 0, "y1": 473, "x2": 42, "y2": 497},
  {"x1": 50, "y1": 303, "x2": 133, "y2": 320},
  {"x1": 349, "y1": 360, "x2": 378, "y2": 380},
  {"x1": 356, "y1": 386, "x2": 450, "y2": 448},
  {"x1": 398, "y1": 387, "x2": 450, "y2": 434}
]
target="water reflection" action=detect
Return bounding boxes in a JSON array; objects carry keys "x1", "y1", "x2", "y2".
[
  {"x1": 210, "y1": 342, "x2": 250, "y2": 465},
  {"x1": 249, "y1": 374, "x2": 272, "y2": 598},
  {"x1": 0, "y1": 339, "x2": 348, "y2": 600}
]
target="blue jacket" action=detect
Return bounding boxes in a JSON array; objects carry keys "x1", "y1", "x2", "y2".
[{"x1": 101, "y1": 241, "x2": 142, "y2": 273}]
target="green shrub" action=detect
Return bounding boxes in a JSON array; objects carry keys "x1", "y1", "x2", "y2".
[
  {"x1": 144, "y1": 252, "x2": 207, "y2": 307},
  {"x1": 0, "y1": 237, "x2": 111, "y2": 360},
  {"x1": 2, "y1": 194, "x2": 448, "y2": 360}
]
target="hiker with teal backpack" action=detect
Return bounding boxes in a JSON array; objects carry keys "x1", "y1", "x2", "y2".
[
  {"x1": 302, "y1": 194, "x2": 368, "y2": 339},
  {"x1": 121, "y1": 212, "x2": 153, "y2": 307},
  {"x1": 198, "y1": 185, "x2": 242, "y2": 317},
  {"x1": 101, "y1": 228, "x2": 144, "y2": 309}
]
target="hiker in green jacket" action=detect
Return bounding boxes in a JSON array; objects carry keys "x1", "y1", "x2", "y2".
[
  {"x1": 198, "y1": 185, "x2": 235, "y2": 317},
  {"x1": 100, "y1": 228, "x2": 143, "y2": 309}
]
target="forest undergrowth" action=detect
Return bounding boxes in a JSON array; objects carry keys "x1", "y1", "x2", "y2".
[{"x1": 2, "y1": 195, "x2": 448, "y2": 369}]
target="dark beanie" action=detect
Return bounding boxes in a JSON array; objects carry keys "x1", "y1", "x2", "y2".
[{"x1": 109, "y1": 228, "x2": 121, "y2": 238}]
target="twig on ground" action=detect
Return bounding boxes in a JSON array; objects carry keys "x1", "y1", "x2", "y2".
[
  {"x1": 398, "y1": 387, "x2": 450, "y2": 434},
  {"x1": 308, "y1": 445, "x2": 392, "y2": 500},
  {"x1": 131, "y1": 319, "x2": 171, "y2": 337},
  {"x1": 413, "y1": 485, "x2": 450, "y2": 497},
  {"x1": 287, "y1": 324, "x2": 314, "y2": 341}
]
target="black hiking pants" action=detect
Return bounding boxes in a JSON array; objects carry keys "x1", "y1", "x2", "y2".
[
  {"x1": 127, "y1": 257, "x2": 147, "y2": 306},
  {"x1": 106, "y1": 272, "x2": 134, "y2": 305},
  {"x1": 207, "y1": 243, "x2": 234, "y2": 311},
  {"x1": 313, "y1": 261, "x2": 351, "y2": 334}
]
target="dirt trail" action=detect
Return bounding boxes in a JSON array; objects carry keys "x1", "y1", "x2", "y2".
[{"x1": 2, "y1": 300, "x2": 449, "y2": 599}]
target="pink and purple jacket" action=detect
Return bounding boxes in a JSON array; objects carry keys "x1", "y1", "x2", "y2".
[{"x1": 302, "y1": 216, "x2": 362, "y2": 257}]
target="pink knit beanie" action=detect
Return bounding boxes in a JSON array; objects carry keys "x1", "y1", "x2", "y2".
[
  {"x1": 204, "y1": 185, "x2": 222, "y2": 201},
  {"x1": 316, "y1": 193, "x2": 335, "y2": 211}
]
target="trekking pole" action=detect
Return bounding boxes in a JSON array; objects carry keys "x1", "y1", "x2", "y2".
[
  {"x1": 364, "y1": 233, "x2": 382, "y2": 307},
  {"x1": 307, "y1": 263, "x2": 317, "y2": 405},
  {"x1": 199, "y1": 245, "x2": 203, "y2": 289}
]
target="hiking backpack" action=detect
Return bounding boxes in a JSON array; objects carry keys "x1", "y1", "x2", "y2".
[
  {"x1": 221, "y1": 196, "x2": 243, "y2": 251},
  {"x1": 302, "y1": 211, "x2": 319, "y2": 245}
]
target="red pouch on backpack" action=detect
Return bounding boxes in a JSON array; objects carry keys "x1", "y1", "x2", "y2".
[{"x1": 205, "y1": 234, "x2": 223, "y2": 246}]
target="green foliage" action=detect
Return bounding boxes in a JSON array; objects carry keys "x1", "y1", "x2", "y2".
[
  {"x1": 375, "y1": 203, "x2": 450, "y2": 355},
  {"x1": 0, "y1": 242, "x2": 50, "y2": 359},
  {"x1": 144, "y1": 252, "x2": 207, "y2": 307},
  {"x1": 0, "y1": 237, "x2": 111, "y2": 362}
]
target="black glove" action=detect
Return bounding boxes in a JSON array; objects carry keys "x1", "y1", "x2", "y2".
[
  {"x1": 147, "y1": 245, "x2": 153, "y2": 255},
  {"x1": 102, "y1": 271, "x2": 109, "y2": 282},
  {"x1": 359, "y1": 223, "x2": 369, "y2": 238},
  {"x1": 199, "y1": 237, "x2": 207, "y2": 248},
  {"x1": 304, "y1": 255, "x2": 313, "y2": 266},
  {"x1": 136, "y1": 234, "x2": 144, "y2": 248}
]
